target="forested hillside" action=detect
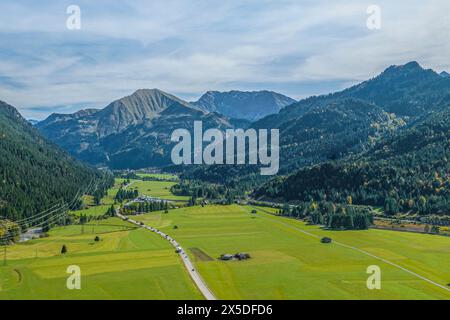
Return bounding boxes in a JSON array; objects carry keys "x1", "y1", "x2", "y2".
[
  {"x1": 255, "y1": 103, "x2": 450, "y2": 215},
  {"x1": 0, "y1": 101, "x2": 110, "y2": 222},
  {"x1": 179, "y1": 62, "x2": 450, "y2": 194}
]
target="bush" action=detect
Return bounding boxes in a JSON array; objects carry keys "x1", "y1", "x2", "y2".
[{"x1": 321, "y1": 237, "x2": 332, "y2": 244}]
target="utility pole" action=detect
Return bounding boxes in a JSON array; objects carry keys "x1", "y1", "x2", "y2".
[{"x1": 3, "y1": 245, "x2": 6, "y2": 266}]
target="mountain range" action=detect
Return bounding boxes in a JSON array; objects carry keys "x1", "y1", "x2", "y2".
[
  {"x1": 36, "y1": 62, "x2": 450, "y2": 175},
  {"x1": 2, "y1": 60, "x2": 450, "y2": 217},
  {"x1": 36, "y1": 89, "x2": 295, "y2": 169},
  {"x1": 37, "y1": 89, "x2": 236, "y2": 168}
]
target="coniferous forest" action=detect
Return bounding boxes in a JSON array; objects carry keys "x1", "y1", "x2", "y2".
[{"x1": 0, "y1": 101, "x2": 112, "y2": 222}]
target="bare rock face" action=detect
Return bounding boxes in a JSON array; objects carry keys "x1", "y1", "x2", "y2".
[
  {"x1": 192, "y1": 90, "x2": 296, "y2": 121},
  {"x1": 37, "y1": 89, "x2": 234, "y2": 168}
]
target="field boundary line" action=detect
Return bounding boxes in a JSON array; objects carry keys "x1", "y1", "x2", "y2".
[{"x1": 246, "y1": 205, "x2": 450, "y2": 294}]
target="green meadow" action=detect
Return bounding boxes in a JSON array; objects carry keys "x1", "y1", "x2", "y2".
[
  {"x1": 130, "y1": 180, "x2": 189, "y2": 201},
  {"x1": 135, "y1": 173, "x2": 178, "y2": 180},
  {"x1": 71, "y1": 205, "x2": 111, "y2": 217},
  {"x1": 70, "y1": 178, "x2": 124, "y2": 217},
  {"x1": 0, "y1": 218, "x2": 201, "y2": 300},
  {"x1": 2, "y1": 182, "x2": 449, "y2": 300},
  {"x1": 134, "y1": 205, "x2": 450, "y2": 300}
]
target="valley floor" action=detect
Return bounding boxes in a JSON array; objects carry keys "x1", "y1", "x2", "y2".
[
  {"x1": 1, "y1": 179, "x2": 449, "y2": 300},
  {"x1": 134, "y1": 204, "x2": 450, "y2": 300},
  {"x1": 0, "y1": 218, "x2": 202, "y2": 299}
]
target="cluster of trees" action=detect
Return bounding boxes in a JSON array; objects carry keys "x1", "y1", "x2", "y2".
[
  {"x1": 278, "y1": 201, "x2": 374, "y2": 230},
  {"x1": 171, "y1": 180, "x2": 240, "y2": 203},
  {"x1": 0, "y1": 220, "x2": 20, "y2": 244},
  {"x1": 117, "y1": 172, "x2": 139, "y2": 180},
  {"x1": 115, "y1": 188, "x2": 138, "y2": 202},
  {"x1": 77, "y1": 205, "x2": 116, "y2": 225},
  {"x1": 420, "y1": 215, "x2": 450, "y2": 226},
  {"x1": 121, "y1": 201, "x2": 169, "y2": 215},
  {"x1": 424, "y1": 225, "x2": 442, "y2": 234}
]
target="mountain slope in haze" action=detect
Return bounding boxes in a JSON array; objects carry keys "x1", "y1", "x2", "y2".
[
  {"x1": 255, "y1": 61, "x2": 450, "y2": 130},
  {"x1": 0, "y1": 100, "x2": 106, "y2": 222},
  {"x1": 101, "y1": 101, "x2": 234, "y2": 169},
  {"x1": 192, "y1": 90, "x2": 296, "y2": 121},
  {"x1": 178, "y1": 98, "x2": 404, "y2": 186},
  {"x1": 178, "y1": 62, "x2": 448, "y2": 188},
  {"x1": 254, "y1": 101, "x2": 450, "y2": 215},
  {"x1": 277, "y1": 98, "x2": 404, "y2": 172},
  {"x1": 96, "y1": 89, "x2": 190, "y2": 137},
  {"x1": 37, "y1": 89, "x2": 234, "y2": 169}
]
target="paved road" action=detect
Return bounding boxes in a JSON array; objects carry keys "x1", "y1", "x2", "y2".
[{"x1": 116, "y1": 211, "x2": 217, "y2": 300}]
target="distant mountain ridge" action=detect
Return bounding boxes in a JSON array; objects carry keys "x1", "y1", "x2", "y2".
[
  {"x1": 37, "y1": 62, "x2": 450, "y2": 175},
  {"x1": 37, "y1": 89, "x2": 236, "y2": 168},
  {"x1": 254, "y1": 61, "x2": 450, "y2": 130},
  {"x1": 179, "y1": 62, "x2": 450, "y2": 188},
  {"x1": 192, "y1": 90, "x2": 296, "y2": 121}
]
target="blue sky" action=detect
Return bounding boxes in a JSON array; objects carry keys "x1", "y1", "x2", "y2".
[{"x1": 0, "y1": 0, "x2": 449, "y2": 119}]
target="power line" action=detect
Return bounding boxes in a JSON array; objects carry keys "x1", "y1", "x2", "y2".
[{"x1": 0, "y1": 178, "x2": 97, "y2": 243}]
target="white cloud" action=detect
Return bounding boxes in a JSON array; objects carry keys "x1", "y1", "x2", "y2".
[{"x1": 0, "y1": 0, "x2": 449, "y2": 119}]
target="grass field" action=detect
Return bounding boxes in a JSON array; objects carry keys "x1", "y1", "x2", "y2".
[
  {"x1": 70, "y1": 178, "x2": 124, "y2": 217},
  {"x1": 134, "y1": 205, "x2": 450, "y2": 300},
  {"x1": 129, "y1": 180, "x2": 189, "y2": 201},
  {"x1": 71, "y1": 205, "x2": 111, "y2": 217},
  {"x1": 2, "y1": 198, "x2": 449, "y2": 300},
  {"x1": 0, "y1": 218, "x2": 201, "y2": 299},
  {"x1": 101, "y1": 178, "x2": 125, "y2": 205},
  {"x1": 136, "y1": 173, "x2": 178, "y2": 180}
]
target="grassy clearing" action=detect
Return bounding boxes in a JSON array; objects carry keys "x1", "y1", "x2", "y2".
[
  {"x1": 100, "y1": 179, "x2": 123, "y2": 205},
  {"x1": 136, "y1": 173, "x2": 178, "y2": 180},
  {"x1": 0, "y1": 217, "x2": 202, "y2": 300},
  {"x1": 71, "y1": 205, "x2": 111, "y2": 217},
  {"x1": 71, "y1": 178, "x2": 124, "y2": 217},
  {"x1": 134, "y1": 205, "x2": 450, "y2": 300},
  {"x1": 130, "y1": 180, "x2": 189, "y2": 201}
]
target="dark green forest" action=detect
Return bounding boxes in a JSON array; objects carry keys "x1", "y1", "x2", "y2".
[
  {"x1": 0, "y1": 101, "x2": 111, "y2": 223},
  {"x1": 255, "y1": 105, "x2": 450, "y2": 216}
]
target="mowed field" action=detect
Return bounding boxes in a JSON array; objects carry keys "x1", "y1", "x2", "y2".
[
  {"x1": 129, "y1": 180, "x2": 190, "y2": 201},
  {"x1": 0, "y1": 218, "x2": 201, "y2": 299},
  {"x1": 135, "y1": 173, "x2": 178, "y2": 180},
  {"x1": 134, "y1": 205, "x2": 450, "y2": 300}
]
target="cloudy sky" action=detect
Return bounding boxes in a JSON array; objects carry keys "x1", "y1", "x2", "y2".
[{"x1": 0, "y1": 0, "x2": 449, "y2": 119}]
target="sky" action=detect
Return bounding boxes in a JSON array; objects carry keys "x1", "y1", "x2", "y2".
[{"x1": 0, "y1": 0, "x2": 449, "y2": 119}]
